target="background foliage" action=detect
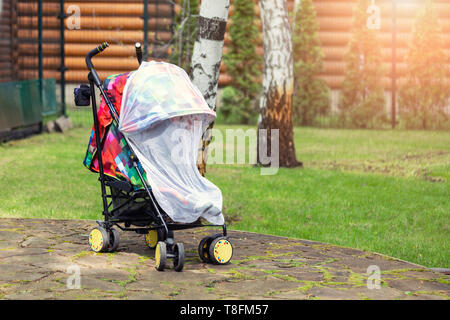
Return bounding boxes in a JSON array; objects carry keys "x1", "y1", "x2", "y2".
[
  {"x1": 219, "y1": 0, "x2": 262, "y2": 125},
  {"x1": 339, "y1": 0, "x2": 387, "y2": 129},
  {"x1": 169, "y1": 0, "x2": 199, "y2": 73},
  {"x1": 399, "y1": 0, "x2": 449, "y2": 130},
  {"x1": 292, "y1": 0, "x2": 330, "y2": 126}
]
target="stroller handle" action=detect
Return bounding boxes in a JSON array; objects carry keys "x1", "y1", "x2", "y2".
[
  {"x1": 86, "y1": 42, "x2": 109, "y2": 70},
  {"x1": 85, "y1": 42, "x2": 109, "y2": 87},
  {"x1": 135, "y1": 42, "x2": 143, "y2": 65}
]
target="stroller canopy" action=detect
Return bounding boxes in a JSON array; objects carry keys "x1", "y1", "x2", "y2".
[{"x1": 118, "y1": 61, "x2": 224, "y2": 225}]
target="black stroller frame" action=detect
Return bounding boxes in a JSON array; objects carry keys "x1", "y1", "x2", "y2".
[{"x1": 80, "y1": 42, "x2": 233, "y2": 271}]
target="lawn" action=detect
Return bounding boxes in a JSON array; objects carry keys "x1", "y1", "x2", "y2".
[{"x1": 0, "y1": 118, "x2": 449, "y2": 268}]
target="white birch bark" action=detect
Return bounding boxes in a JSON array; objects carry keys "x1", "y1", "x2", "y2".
[
  {"x1": 190, "y1": 0, "x2": 230, "y2": 175},
  {"x1": 190, "y1": 0, "x2": 229, "y2": 110},
  {"x1": 258, "y1": 0, "x2": 300, "y2": 167}
]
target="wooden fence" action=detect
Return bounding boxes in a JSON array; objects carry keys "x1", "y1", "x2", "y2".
[{"x1": 1, "y1": 0, "x2": 450, "y2": 90}]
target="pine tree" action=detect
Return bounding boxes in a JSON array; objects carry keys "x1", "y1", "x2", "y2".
[
  {"x1": 221, "y1": 0, "x2": 262, "y2": 124},
  {"x1": 170, "y1": 0, "x2": 200, "y2": 73},
  {"x1": 292, "y1": 0, "x2": 330, "y2": 126},
  {"x1": 339, "y1": 0, "x2": 386, "y2": 128},
  {"x1": 399, "y1": 0, "x2": 449, "y2": 129}
]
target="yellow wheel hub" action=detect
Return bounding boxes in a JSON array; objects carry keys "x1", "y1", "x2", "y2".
[
  {"x1": 145, "y1": 230, "x2": 158, "y2": 248},
  {"x1": 89, "y1": 228, "x2": 104, "y2": 252},
  {"x1": 213, "y1": 239, "x2": 233, "y2": 264},
  {"x1": 155, "y1": 243, "x2": 161, "y2": 266},
  {"x1": 202, "y1": 242, "x2": 209, "y2": 260}
]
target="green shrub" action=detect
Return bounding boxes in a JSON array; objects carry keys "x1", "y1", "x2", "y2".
[{"x1": 217, "y1": 86, "x2": 258, "y2": 125}]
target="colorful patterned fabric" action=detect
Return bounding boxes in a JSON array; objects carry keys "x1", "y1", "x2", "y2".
[{"x1": 83, "y1": 72, "x2": 148, "y2": 190}]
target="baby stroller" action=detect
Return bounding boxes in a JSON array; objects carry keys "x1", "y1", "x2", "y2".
[{"x1": 74, "y1": 42, "x2": 233, "y2": 271}]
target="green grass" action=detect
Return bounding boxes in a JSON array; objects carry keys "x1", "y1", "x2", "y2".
[{"x1": 0, "y1": 122, "x2": 449, "y2": 268}]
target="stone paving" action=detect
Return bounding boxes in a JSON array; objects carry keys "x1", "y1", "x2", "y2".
[{"x1": 0, "y1": 218, "x2": 448, "y2": 300}]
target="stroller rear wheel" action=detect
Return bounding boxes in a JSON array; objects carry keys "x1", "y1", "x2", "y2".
[
  {"x1": 198, "y1": 234, "x2": 223, "y2": 263},
  {"x1": 145, "y1": 228, "x2": 174, "y2": 249},
  {"x1": 107, "y1": 228, "x2": 120, "y2": 252},
  {"x1": 89, "y1": 227, "x2": 109, "y2": 253},
  {"x1": 145, "y1": 229, "x2": 162, "y2": 249},
  {"x1": 209, "y1": 236, "x2": 233, "y2": 265}
]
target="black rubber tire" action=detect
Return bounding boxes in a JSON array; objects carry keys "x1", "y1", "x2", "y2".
[
  {"x1": 173, "y1": 243, "x2": 185, "y2": 272},
  {"x1": 155, "y1": 241, "x2": 167, "y2": 271},
  {"x1": 107, "y1": 228, "x2": 120, "y2": 252},
  {"x1": 198, "y1": 233, "x2": 222, "y2": 263},
  {"x1": 208, "y1": 236, "x2": 233, "y2": 265},
  {"x1": 89, "y1": 226, "x2": 110, "y2": 253},
  {"x1": 198, "y1": 236, "x2": 213, "y2": 263}
]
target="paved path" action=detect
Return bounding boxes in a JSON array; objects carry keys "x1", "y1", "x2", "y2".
[{"x1": 0, "y1": 218, "x2": 448, "y2": 300}]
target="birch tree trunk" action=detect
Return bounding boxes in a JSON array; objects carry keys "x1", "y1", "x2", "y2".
[
  {"x1": 258, "y1": 0, "x2": 301, "y2": 168},
  {"x1": 190, "y1": 0, "x2": 230, "y2": 175}
]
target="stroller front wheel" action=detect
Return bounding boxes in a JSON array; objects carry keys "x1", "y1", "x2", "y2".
[
  {"x1": 173, "y1": 243, "x2": 185, "y2": 272},
  {"x1": 155, "y1": 241, "x2": 167, "y2": 271}
]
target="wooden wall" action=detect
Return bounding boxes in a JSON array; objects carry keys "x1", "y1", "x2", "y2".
[
  {"x1": 308, "y1": 0, "x2": 450, "y2": 90},
  {"x1": 5, "y1": 0, "x2": 174, "y2": 82},
  {"x1": 2, "y1": 0, "x2": 450, "y2": 90},
  {"x1": 0, "y1": 0, "x2": 14, "y2": 82},
  {"x1": 222, "y1": 0, "x2": 450, "y2": 89}
]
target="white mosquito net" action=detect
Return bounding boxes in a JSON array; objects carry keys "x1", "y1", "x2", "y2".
[{"x1": 118, "y1": 61, "x2": 224, "y2": 225}]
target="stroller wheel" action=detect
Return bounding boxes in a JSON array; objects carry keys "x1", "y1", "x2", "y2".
[
  {"x1": 145, "y1": 229, "x2": 174, "y2": 249},
  {"x1": 155, "y1": 241, "x2": 167, "y2": 271},
  {"x1": 209, "y1": 237, "x2": 233, "y2": 265},
  {"x1": 145, "y1": 229, "x2": 162, "y2": 249},
  {"x1": 173, "y1": 243, "x2": 185, "y2": 272},
  {"x1": 198, "y1": 236, "x2": 212, "y2": 263},
  {"x1": 198, "y1": 234, "x2": 221, "y2": 263},
  {"x1": 107, "y1": 228, "x2": 120, "y2": 252},
  {"x1": 89, "y1": 227, "x2": 109, "y2": 253}
]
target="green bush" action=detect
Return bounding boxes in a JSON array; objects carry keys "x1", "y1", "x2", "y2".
[{"x1": 217, "y1": 86, "x2": 258, "y2": 125}]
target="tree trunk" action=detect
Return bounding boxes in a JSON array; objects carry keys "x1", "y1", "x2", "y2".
[
  {"x1": 258, "y1": 0, "x2": 301, "y2": 168},
  {"x1": 190, "y1": 0, "x2": 230, "y2": 176}
]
